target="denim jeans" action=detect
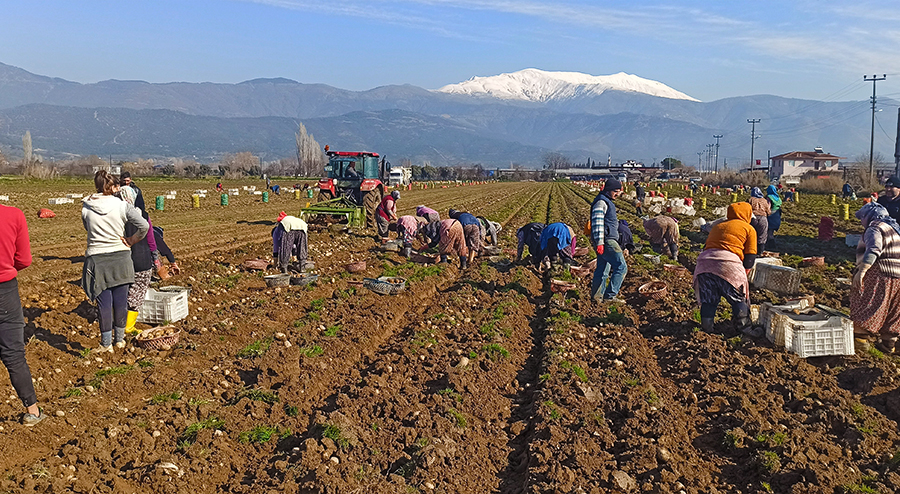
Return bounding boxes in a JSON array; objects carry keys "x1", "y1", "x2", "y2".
[
  {"x1": 0, "y1": 279, "x2": 37, "y2": 407},
  {"x1": 591, "y1": 240, "x2": 628, "y2": 300}
]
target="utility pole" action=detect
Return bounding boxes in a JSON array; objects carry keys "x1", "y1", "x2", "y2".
[
  {"x1": 697, "y1": 151, "x2": 703, "y2": 174},
  {"x1": 865, "y1": 74, "x2": 887, "y2": 180},
  {"x1": 748, "y1": 119, "x2": 760, "y2": 171},
  {"x1": 895, "y1": 107, "x2": 900, "y2": 177},
  {"x1": 706, "y1": 144, "x2": 714, "y2": 174},
  {"x1": 713, "y1": 135, "x2": 723, "y2": 173}
]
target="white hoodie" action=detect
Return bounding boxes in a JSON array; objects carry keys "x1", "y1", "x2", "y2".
[{"x1": 82, "y1": 193, "x2": 148, "y2": 256}]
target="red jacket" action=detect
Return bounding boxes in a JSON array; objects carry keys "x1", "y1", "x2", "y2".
[
  {"x1": 377, "y1": 196, "x2": 396, "y2": 221},
  {"x1": 0, "y1": 205, "x2": 31, "y2": 282}
]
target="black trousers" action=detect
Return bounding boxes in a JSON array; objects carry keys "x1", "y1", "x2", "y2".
[{"x1": 0, "y1": 278, "x2": 37, "y2": 407}]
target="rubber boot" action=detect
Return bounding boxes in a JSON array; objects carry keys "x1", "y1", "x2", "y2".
[
  {"x1": 700, "y1": 317, "x2": 715, "y2": 332},
  {"x1": 460, "y1": 257, "x2": 469, "y2": 270},
  {"x1": 124, "y1": 311, "x2": 141, "y2": 335},
  {"x1": 439, "y1": 255, "x2": 449, "y2": 264}
]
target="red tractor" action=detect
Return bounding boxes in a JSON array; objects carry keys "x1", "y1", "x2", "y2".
[{"x1": 316, "y1": 150, "x2": 387, "y2": 228}]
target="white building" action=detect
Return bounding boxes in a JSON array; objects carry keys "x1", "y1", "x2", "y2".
[{"x1": 769, "y1": 148, "x2": 842, "y2": 179}]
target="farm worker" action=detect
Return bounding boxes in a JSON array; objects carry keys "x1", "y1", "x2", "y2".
[
  {"x1": 416, "y1": 205, "x2": 440, "y2": 224},
  {"x1": 538, "y1": 223, "x2": 576, "y2": 269},
  {"x1": 396, "y1": 215, "x2": 421, "y2": 258},
  {"x1": 643, "y1": 215, "x2": 680, "y2": 260},
  {"x1": 851, "y1": 202, "x2": 900, "y2": 353},
  {"x1": 344, "y1": 161, "x2": 360, "y2": 179},
  {"x1": 448, "y1": 209, "x2": 482, "y2": 265},
  {"x1": 216, "y1": 182, "x2": 223, "y2": 192},
  {"x1": 119, "y1": 171, "x2": 146, "y2": 212},
  {"x1": 590, "y1": 178, "x2": 627, "y2": 303},
  {"x1": 477, "y1": 216, "x2": 502, "y2": 246},
  {"x1": 272, "y1": 212, "x2": 308, "y2": 274},
  {"x1": 692, "y1": 202, "x2": 757, "y2": 336},
  {"x1": 843, "y1": 182, "x2": 854, "y2": 200},
  {"x1": 151, "y1": 225, "x2": 180, "y2": 280},
  {"x1": 0, "y1": 202, "x2": 46, "y2": 426},
  {"x1": 81, "y1": 170, "x2": 148, "y2": 352},
  {"x1": 516, "y1": 222, "x2": 545, "y2": 263},
  {"x1": 375, "y1": 191, "x2": 400, "y2": 243},
  {"x1": 635, "y1": 183, "x2": 646, "y2": 204},
  {"x1": 618, "y1": 220, "x2": 635, "y2": 256},
  {"x1": 266, "y1": 175, "x2": 271, "y2": 190},
  {"x1": 116, "y1": 184, "x2": 155, "y2": 335},
  {"x1": 271, "y1": 184, "x2": 280, "y2": 195},
  {"x1": 765, "y1": 185, "x2": 783, "y2": 249},
  {"x1": 748, "y1": 187, "x2": 771, "y2": 254},
  {"x1": 420, "y1": 219, "x2": 468, "y2": 269},
  {"x1": 877, "y1": 176, "x2": 900, "y2": 221}
]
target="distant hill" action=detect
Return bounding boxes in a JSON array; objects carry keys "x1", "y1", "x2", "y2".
[{"x1": 0, "y1": 62, "x2": 895, "y2": 166}]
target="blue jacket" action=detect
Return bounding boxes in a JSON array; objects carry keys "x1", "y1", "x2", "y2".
[
  {"x1": 455, "y1": 212, "x2": 479, "y2": 227},
  {"x1": 539, "y1": 222, "x2": 572, "y2": 253}
]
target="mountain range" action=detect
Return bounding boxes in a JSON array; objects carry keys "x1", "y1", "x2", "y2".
[{"x1": 0, "y1": 63, "x2": 895, "y2": 168}]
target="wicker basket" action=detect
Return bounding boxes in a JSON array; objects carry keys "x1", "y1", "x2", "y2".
[
  {"x1": 569, "y1": 266, "x2": 591, "y2": 277},
  {"x1": 345, "y1": 261, "x2": 367, "y2": 273},
  {"x1": 135, "y1": 326, "x2": 181, "y2": 350},
  {"x1": 663, "y1": 264, "x2": 689, "y2": 275},
  {"x1": 550, "y1": 279, "x2": 577, "y2": 293},
  {"x1": 800, "y1": 256, "x2": 825, "y2": 267},
  {"x1": 363, "y1": 277, "x2": 407, "y2": 295},
  {"x1": 638, "y1": 281, "x2": 668, "y2": 300},
  {"x1": 242, "y1": 259, "x2": 269, "y2": 271},
  {"x1": 573, "y1": 247, "x2": 590, "y2": 257}
]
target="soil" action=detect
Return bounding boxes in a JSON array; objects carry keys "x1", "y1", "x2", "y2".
[{"x1": 0, "y1": 178, "x2": 897, "y2": 494}]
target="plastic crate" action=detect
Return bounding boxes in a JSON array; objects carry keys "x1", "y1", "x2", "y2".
[
  {"x1": 749, "y1": 258, "x2": 783, "y2": 285},
  {"x1": 752, "y1": 263, "x2": 800, "y2": 294},
  {"x1": 136, "y1": 288, "x2": 189, "y2": 324},
  {"x1": 765, "y1": 306, "x2": 854, "y2": 357},
  {"x1": 763, "y1": 301, "x2": 812, "y2": 346}
]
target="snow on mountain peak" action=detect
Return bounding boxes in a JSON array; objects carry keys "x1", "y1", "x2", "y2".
[{"x1": 437, "y1": 68, "x2": 699, "y2": 102}]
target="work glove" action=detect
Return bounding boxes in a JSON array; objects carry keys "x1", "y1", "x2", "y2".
[{"x1": 596, "y1": 245, "x2": 604, "y2": 255}]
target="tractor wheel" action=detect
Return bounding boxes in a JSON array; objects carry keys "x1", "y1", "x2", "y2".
[
  {"x1": 317, "y1": 190, "x2": 332, "y2": 203},
  {"x1": 363, "y1": 189, "x2": 382, "y2": 229}
]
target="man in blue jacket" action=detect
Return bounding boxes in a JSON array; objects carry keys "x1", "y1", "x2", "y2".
[{"x1": 590, "y1": 179, "x2": 627, "y2": 303}]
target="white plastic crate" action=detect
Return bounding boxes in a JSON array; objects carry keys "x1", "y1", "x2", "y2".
[
  {"x1": 252, "y1": 191, "x2": 263, "y2": 195},
  {"x1": 0, "y1": 195, "x2": 8, "y2": 201},
  {"x1": 65, "y1": 193, "x2": 83, "y2": 199},
  {"x1": 762, "y1": 300, "x2": 812, "y2": 346},
  {"x1": 136, "y1": 288, "x2": 189, "y2": 324},
  {"x1": 228, "y1": 189, "x2": 240, "y2": 195},
  {"x1": 164, "y1": 194, "x2": 177, "y2": 200},
  {"x1": 749, "y1": 258, "x2": 783, "y2": 285},
  {"x1": 764, "y1": 306, "x2": 854, "y2": 357},
  {"x1": 752, "y1": 263, "x2": 800, "y2": 294},
  {"x1": 48, "y1": 197, "x2": 74, "y2": 205}
]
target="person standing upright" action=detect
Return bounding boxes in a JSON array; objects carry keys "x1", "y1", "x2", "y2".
[
  {"x1": 590, "y1": 179, "x2": 627, "y2": 303},
  {"x1": 0, "y1": 203, "x2": 45, "y2": 425},
  {"x1": 878, "y1": 176, "x2": 900, "y2": 221},
  {"x1": 375, "y1": 191, "x2": 399, "y2": 243}
]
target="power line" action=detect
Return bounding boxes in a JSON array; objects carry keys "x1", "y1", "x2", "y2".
[
  {"x1": 865, "y1": 74, "x2": 887, "y2": 179},
  {"x1": 748, "y1": 119, "x2": 760, "y2": 170}
]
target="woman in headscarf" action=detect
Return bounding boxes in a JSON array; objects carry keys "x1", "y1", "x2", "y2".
[
  {"x1": 516, "y1": 222, "x2": 545, "y2": 263},
  {"x1": 419, "y1": 219, "x2": 468, "y2": 269},
  {"x1": 538, "y1": 222, "x2": 577, "y2": 269},
  {"x1": 272, "y1": 211, "x2": 308, "y2": 273},
  {"x1": 851, "y1": 202, "x2": 900, "y2": 353},
  {"x1": 117, "y1": 183, "x2": 156, "y2": 335},
  {"x1": 415, "y1": 205, "x2": 440, "y2": 224},
  {"x1": 375, "y1": 190, "x2": 400, "y2": 243},
  {"x1": 765, "y1": 185, "x2": 782, "y2": 248},
  {"x1": 748, "y1": 187, "x2": 771, "y2": 254},
  {"x1": 395, "y1": 215, "x2": 422, "y2": 258},
  {"x1": 692, "y1": 203, "x2": 758, "y2": 335}
]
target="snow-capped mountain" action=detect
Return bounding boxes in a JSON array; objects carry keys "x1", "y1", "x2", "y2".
[{"x1": 437, "y1": 68, "x2": 700, "y2": 102}]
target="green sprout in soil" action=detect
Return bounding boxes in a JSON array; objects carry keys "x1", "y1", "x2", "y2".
[
  {"x1": 238, "y1": 424, "x2": 291, "y2": 444},
  {"x1": 283, "y1": 404, "x2": 299, "y2": 417},
  {"x1": 761, "y1": 482, "x2": 773, "y2": 493},
  {"x1": 468, "y1": 350, "x2": 477, "y2": 359},
  {"x1": 323, "y1": 324, "x2": 342, "y2": 337},
  {"x1": 90, "y1": 365, "x2": 133, "y2": 388},
  {"x1": 480, "y1": 322, "x2": 498, "y2": 338},
  {"x1": 63, "y1": 388, "x2": 82, "y2": 398},
  {"x1": 868, "y1": 346, "x2": 885, "y2": 359},
  {"x1": 411, "y1": 330, "x2": 438, "y2": 349},
  {"x1": 188, "y1": 397, "x2": 211, "y2": 406},
  {"x1": 842, "y1": 484, "x2": 878, "y2": 494},
  {"x1": 483, "y1": 343, "x2": 509, "y2": 360},
  {"x1": 723, "y1": 429, "x2": 741, "y2": 449},
  {"x1": 321, "y1": 423, "x2": 351, "y2": 448},
  {"x1": 299, "y1": 345, "x2": 324, "y2": 357},
  {"x1": 150, "y1": 390, "x2": 182, "y2": 405},
  {"x1": 543, "y1": 400, "x2": 562, "y2": 421},
  {"x1": 179, "y1": 416, "x2": 225, "y2": 448},
  {"x1": 292, "y1": 319, "x2": 304, "y2": 327},
  {"x1": 539, "y1": 373, "x2": 551, "y2": 382},
  {"x1": 757, "y1": 450, "x2": 780, "y2": 473},
  {"x1": 438, "y1": 387, "x2": 462, "y2": 403},
  {"x1": 408, "y1": 264, "x2": 445, "y2": 282},
  {"x1": 644, "y1": 387, "x2": 660, "y2": 405},
  {"x1": 31, "y1": 465, "x2": 50, "y2": 479},
  {"x1": 771, "y1": 432, "x2": 787, "y2": 446},
  {"x1": 851, "y1": 402, "x2": 867, "y2": 419},
  {"x1": 857, "y1": 421, "x2": 878, "y2": 435},
  {"x1": 228, "y1": 388, "x2": 279, "y2": 406},
  {"x1": 447, "y1": 408, "x2": 468, "y2": 428},
  {"x1": 138, "y1": 360, "x2": 154, "y2": 368},
  {"x1": 560, "y1": 360, "x2": 587, "y2": 382},
  {"x1": 310, "y1": 298, "x2": 325, "y2": 311},
  {"x1": 623, "y1": 375, "x2": 641, "y2": 387},
  {"x1": 78, "y1": 348, "x2": 91, "y2": 359},
  {"x1": 236, "y1": 337, "x2": 272, "y2": 358}
]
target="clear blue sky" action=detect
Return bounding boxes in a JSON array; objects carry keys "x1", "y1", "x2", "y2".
[{"x1": 2, "y1": 0, "x2": 900, "y2": 103}]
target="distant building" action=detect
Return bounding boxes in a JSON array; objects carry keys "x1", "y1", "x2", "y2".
[{"x1": 769, "y1": 148, "x2": 842, "y2": 179}]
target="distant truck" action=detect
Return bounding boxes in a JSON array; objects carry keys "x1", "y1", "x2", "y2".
[{"x1": 388, "y1": 166, "x2": 412, "y2": 186}]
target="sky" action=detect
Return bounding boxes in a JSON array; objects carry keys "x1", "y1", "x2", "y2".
[{"x1": 2, "y1": 0, "x2": 900, "y2": 103}]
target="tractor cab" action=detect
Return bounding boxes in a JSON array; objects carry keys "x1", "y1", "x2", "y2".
[{"x1": 311, "y1": 149, "x2": 387, "y2": 228}]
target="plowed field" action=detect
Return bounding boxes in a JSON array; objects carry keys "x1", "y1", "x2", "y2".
[{"x1": 0, "y1": 177, "x2": 898, "y2": 494}]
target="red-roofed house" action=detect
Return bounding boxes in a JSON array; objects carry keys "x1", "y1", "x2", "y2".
[{"x1": 769, "y1": 148, "x2": 842, "y2": 179}]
